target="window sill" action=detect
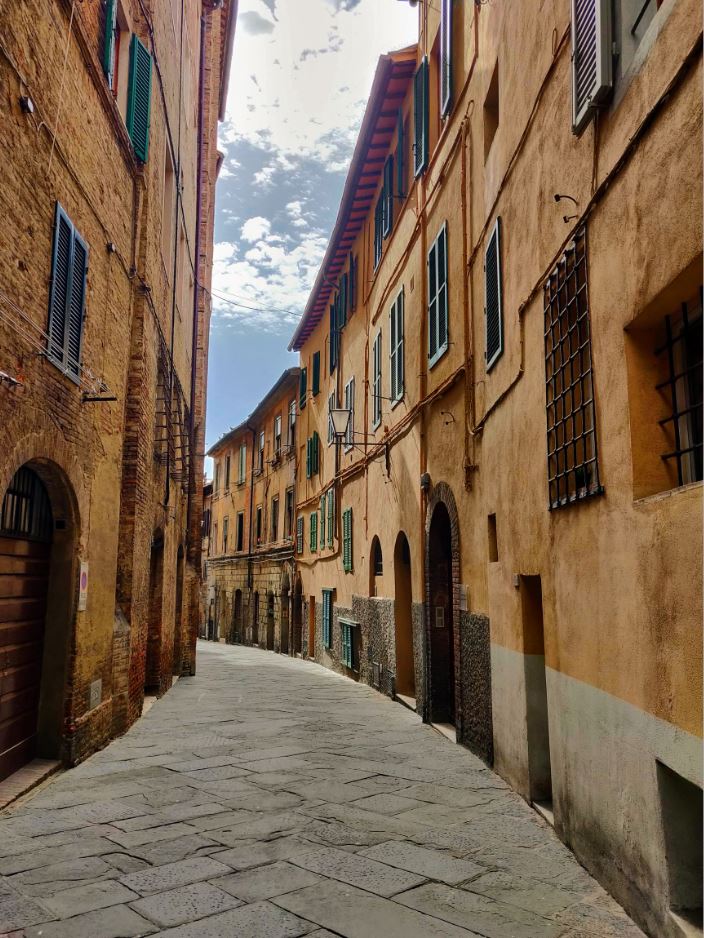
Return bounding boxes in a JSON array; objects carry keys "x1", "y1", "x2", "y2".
[
  {"x1": 633, "y1": 479, "x2": 702, "y2": 507},
  {"x1": 390, "y1": 393, "x2": 404, "y2": 411},
  {"x1": 428, "y1": 344, "x2": 449, "y2": 370},
  {"x1": 46, "y1": 352, "x2": 80, "y2": 386}
]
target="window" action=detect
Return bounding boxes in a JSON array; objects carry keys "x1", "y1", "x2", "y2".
[
  {"x1": 47, "y1": 203, "x2": 88, "y2": 381},
  {"x1": 306, "y1": 432, "x2": 320, "y2": 478},
  {"x1": 126, "y1": 34, "x2": 153, "y2": 162},
  {"x1": 428, "y1": 223, "x2": 448, "y2": 367},
  {"x1": 374, "y1": 198, "x2": 383, "y2": 270},
  {"x1": 329, "y1": 303, "x2": 339, "y2": 373},
  {"x1": 312, "y1": 351, "x2": 321, "y2": 396},
  {"x1": 390, "y1": 288, "x2": 405, "y2": 404},
  {"x1": 382, "y1": 156, "x2": 394, "y2": 238},
  {"x1": 339, "y1": 274, "x2": 348, "y2": 330},
  {"x1": 483, "y1": 59, "x2": 499, "y2": 160},
  {"x1": 340, "y1": 619, "x2": 356, "y2": 669},
  {"x1": 320, "y1": 493, "x2": 326, "y2": 547},
  {"x1": 238, "y1": 443, "x2": 246, "y2": 484},
  {"x1": 342, "y1": 507, "x2": 353, "y2": 572},
  {"x1": 284, "y1": 487, "x2": 294, "y2": 538},
  {"x1": 236, "y1": 511, "x2": 244, "y2": 551},
  {"x1": 614, "y1": 0, "x2": 666, "y2": 88},
  {"x1": 396, "y1": 109, "x2": 405, "y2": 200},
  {"x1": 544, "y1": 227, "x2": 603, "y2": 509},
  {"x1": 299, "y1": 367, "x2": 308, "y2": 410},
  {"x1": 328, "y1": 391, "x2": 337, "y2": 445},
  {"x1": 571, "y1": 0, "x2": 612, "y2": 134},
  {"x1": 440, "y1": 0, "x2": 453, "y2": 117},
  {"x1": 103, "y1": 0, "x2": 131, "y2": 118},
  {"x1": 224, "y1": 454, "x2": 230, "y2": 490},
  {"x1": 488, "y1": 513, "x2": 499, "y2": 562},
  {"x1": 322, "y1": 590, "x2": 333, "y2": 649},
  {"x1": 213, "y1": 522, "x2": 218, "y2": 554},
  {"x1": 271, "y1": 495, "x2": 279, "y2": 540},
  {"x1": 344, "y1": 378, "x2": 355, "y2": 450},
  {"x1": 373, "y1": 538, "x2": 383, "y2": 576},
  {"x1": 256, "y1": 505, "x2": 263, "y2": 544},
  {"x1": 327, "y1": 487, "x2": 335, "y2": 546},
  {"x1": 349, "y1": 252, "x2": 357, "y2": 313},
  {"x1": 223, "y1": 517, "x2": 229, "y2": 554},
  {"x1": 654, "y1": 293, "x2": 703, "y2": 487},
  {"x1": 310, "y1": 511, "x2": 318, "y2": 552},
  {"x1": 258, "y1": 432, "x2": 265, "y2": 473},
  {"x1": 287, "y1": 400, "x2": 296, "y2": 449},
  {"x1": 485, "y1": 217, "x2": 504, "y2": 370},
  {"x1": 413, "y1": 56, "x2": 429, "y2": 177},
  {"x1": 372, "y1": 331, "x2": 382, "y2": 429},
  {"x1": 296, "y1": 515, "x2": 304, "y2": 554},
  {"x1": 214, "y1": 461, "x2": 220, "y2": 494}
]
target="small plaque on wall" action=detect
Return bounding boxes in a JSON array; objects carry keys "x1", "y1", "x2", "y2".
[
  {"x1": 459, "y1": 585, "x2": 468, "y2": 612},
  {"x1": 434, "y1": 606, "x2": 445, "y2": 629},
  {"x1": 89, "y1": 678, "x2": 102, "y2": 710},
  {"x1": 78, "y1": 562, "x2": 89, "y2": 611}
]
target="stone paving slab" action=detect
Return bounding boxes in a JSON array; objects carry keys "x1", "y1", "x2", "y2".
[{"x1": 0, "y1": 643, "x2": 645, "y2": 937}]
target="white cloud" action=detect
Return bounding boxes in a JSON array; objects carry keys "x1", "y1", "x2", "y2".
[{"x1": 240, "y1": 216, "x2": 272, "y2": 242}]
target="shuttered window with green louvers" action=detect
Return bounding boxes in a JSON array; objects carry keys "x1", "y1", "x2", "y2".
[
  {"x1": 383, "y1": 155, "x2": 394, "y2": 238},
  {"x1": 126, "y1": 35, "x2": 153, "y2": 163},
  {"x1": 428, "y1": 223, "x2": 449, "y2": 367},
  {"x1": 413, "y1": 57, "x2": 429, "y2": 177},
  {"x1": 310, "y1": 511, "x2": 318, "y2": 552},
  {"x1": 311, "y1": 431, "x2": 320, "y2": 474},
  {"x1": 349, "y1": 253, "x2": 357, "y2": 313},
  {"x1": 327, "y1": 486, "x2": 335, "y2": 546},
  {"x1": 296, "y1": 515, "x2": 304, "y2": 554},
  {"x1": 299, "y1": 366, "x2": 307, "y2": 409},
  {"x1": 47, "y1": 203, "x2": 89, "y2": 382},
  {"x1": 396, "y1": 109, "x2": 405, "y2": 199},
  {"x1": 339, "y1": 273, "x2": 348, "y2": 329},
  {"x1": 103, "y1": 0, "x2": 118, "y2": 88},
  {"x1": 322, "y1": 589, "x2": 333, "y2": 648},
  {"x1": 329, "y1": 303, "x2": 338, "y2": 373},
  {"x1": 312, "y1": 351, "x2": 321, "y2": 396},
  {"x1": 374, "y1": 198, "x2": 383, "y2": 270},
  {"x1": 320, "y1": 493, "x2": 326, "y2": 547},
  {"x1": 342, "y1": 507, "x2": 353, "y2": 572},
  {"x1": 485, "y1": 217, "x2": 503, "y2": 370}
]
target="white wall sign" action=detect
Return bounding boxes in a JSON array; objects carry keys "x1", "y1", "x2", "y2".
[{"x1": 78, "y1": 561, "x2": 89, "y2": 611}]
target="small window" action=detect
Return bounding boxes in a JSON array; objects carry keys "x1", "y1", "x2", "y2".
[
  {"x1": 342, "y1": 507, "x2": 353, "y2": 572},
  {"x1": 428, "y1": 224, "x2": 448, "y2": 367},
  {"x1": 287, "y1": 400, "x2": 296, "y2": 449},
  {"x1": 329, "y1": 304, "x2": 339, "y2": 373},
  {"x1": 322, "y1": 589, "x2": 333, "y2": 649},
  {"x1": 256, "y1": 505, "x2": 263, "y2": 544},
  {"x1": 274, "y1": 415, "x2": 282, "y2": 456},
  {"x1": 413, "y1": 57, "x2": 429, "y2": 177},
  {"x1": 299, "y1": 367, "x2": 308, "y2": 410},
  {"x1": 485, "y1": 217, "x2": 504, "y2": 370},
  {"x1": 312, "y1": 351, "x2": 321, "y2": 396},
  {"x1": 236, "y1": 512, "x2": 244, "y2": 552},
  {"x1": 372, "y1": 331, "x2": 382, "y2": 429},
  {"x1": 440, "y1": 0, "x2": 453, "y2": 117},
  {"x1": 320, "y1": 493, "x2": 326, "y2": 548},
  {"x1": 571, "y1": 0, "x2": 613, "y2": 134},
  {"x1": 483, "y1": 59, "x2": 499, "y2": 160},
  {"x1": 340, "y1": 619, "x2": 357, "y2": 670},
  {"x1": 373, "y1": 538, "x2": 383, "y2": 576},
  {"x1": 224, "y1": 454, "x2": 231, "y2": 490},
  {"x1": 374, "y1": 198, "x2": 383, "y2": 270},
  {"x1": 383, "y1": 156, "x2": 394, "y2": 238},
  {"x1": 271, "y1": 496, "x2": 279, "y2": 541},
  {"x1": 214, "y1": 461, "x2": 220, "y2": 494},
  {"x1": 258, "y1": 431, "x2": 265, "y2": 472},
  {"x1": 396, "y1": 109, "x2": 406, "y2": 200},
  {"x1": 327, "y1": 486, "x2": 335, "y2": 547},
  {"x1": 390, "y1": 288, "x2": 405, "y2": 403},
  {"x1": 310, "y1": 511, "x2": 318, "y2": 552},
  {"x1": 349, "y1": 252, "x2": 358, "y2": 313},
  {"x1": 126, "y1": 34, "x2": 153, "y2": 162},
  {"x1": 284, "y1": 487, "x2": 294, "y2": 539},
  {"x1": 327, "y1": 391, "x2": 337, "y2": 445},
  {"x1": 487, "y1": 513, "x2": 498, "y2": 562},
  {"x1": 223, "y1": 516, "x2": 229, "y2": 554},
  {"x1": 238, "y1": 443, "x2": 247, "y2": 484},
  {"x1": 544, "y1": 227, "x2": 603, "y2": 509}
]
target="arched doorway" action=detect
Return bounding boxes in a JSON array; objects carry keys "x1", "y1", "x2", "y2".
[
  {"x1": 280, "y1": 577, "x2": 290, "y2": 655},
  {"x1": 266, "y1": 592, "x2": 275, "y2": 650},
  {"x1": 145, "y1": 532, "x2": 164, "y2": 693},
  {"x1": 0, "y1": 463, "x2": 76, "y2": 781},
  {"x1": 394, "y1": 531, "x2": 415, "y2": 700},
  {"x1": 369, "y1": 536, "x2": 383, "y2": 597},
  {"x1": 427, "y1": 500, "x2": 456, "y2": 725},
  {"x1": 172, "y1": 545, "x2": 184, "y2": 675},
  {"x1": 292, "y1": 576, "x2": 302, "y2": 656},
  {"x1": 252, "y1": 591, "x2": 259, "y2": 645},
  {"x1": 233, "y1": 589, "x2": 243, "y2": 643}
]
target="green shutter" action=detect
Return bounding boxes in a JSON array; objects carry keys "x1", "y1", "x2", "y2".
[
  {"x1": 300, "y1": 367, "x2": 307, "y2": 409},
  {"x1": 126, "y1": 35, "x2": 152, "y2": 163},
  {"x1": 47, "y1": 202, "x2": 88, "y2": 380},
  {"x1": 413, "y1": 57, "x2": 429, "y2": 177},
  {"x1": 306, "y1": 437, "x2": 311, "y2": 479},
  {"x1": 320, "y1": 493, "x2": 326, "y2": 547},
  {"x1": 327, "y1": 487, "x2": 334, "y2": 546},
  {"x1": 342, "y1": 508, "x2": 352, "y2": 572},
  {"x1": 312, "y1": 431, "x2": 320, "y2": 474},
  {"x1": 329, "y1": 304, "x2": 338, "y2": 373},
  {"x1": 296, "y1": 516, "x2": 304, "y2": 554},
  {"x1": 103, "y1": 0, "x2": 118, "y2": 86},
  {"x1": 396, "y1": 109, "x2": 405, "y2": 198},
  {"x1": 340, "y1": 274, "x2": 348, "y2": 328},
  {"x1": 310, "y1": 511, "x2": 317, "y2": 552},
  {"x1": 312, "y1": 351, "x2": 320, "y2": 396},
  {"x1": 383, "y1": 156, "x2": 394, "y2": 237}
]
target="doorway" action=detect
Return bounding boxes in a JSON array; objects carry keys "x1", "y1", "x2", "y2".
[
  {"x1": 292, "y1": 577, "x2": 302, "y2": 655},
  {"x1": 266, "y1": 591, "x2": 275, "y2": 650},
  {"x1": 280, "y1": 581, "x2": 290, "y2": 654},
  {"x1": 145, "y1": 532, "x2": 164, "y2": 693},
  {"x1": 428, "y1": 502, "x2": 455, "y2": 725},
  {"x1": 252, "y1": 592, "x2": 259, "y2": 645},
  {"x1": 520, "y1": 575, "x2": 552, "y2": 810},
  {"x1": 394, "y1": 531, "x2": 415, "y2": 702},
  {"x1": 233, "y1": 589, "x2": 243, "y2": 643}
]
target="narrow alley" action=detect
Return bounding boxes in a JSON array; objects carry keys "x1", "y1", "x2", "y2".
[{"x1": 0, "y1": 642, "x2": 644, "y2": 938}]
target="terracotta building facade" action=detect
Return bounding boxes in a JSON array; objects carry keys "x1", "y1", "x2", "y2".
[
  {"x1": 288, "y1": 2, "x2": 702, "y2": 937},
  {"x1": 205, "y1": 368, "x2": 300, "y2": 652},
  {"x1": 0, "y1": 0, "x2": 236, "y2": 782}
]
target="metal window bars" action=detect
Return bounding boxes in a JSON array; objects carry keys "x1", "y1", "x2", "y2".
[
  {"x1": 655, "y1": 290, "x2": 703, "y2": 487},
  {"x1": 0, "y1": 467, "x2": 53, "y2": 542},
  {"x1": 543, "y1": 227, "x2": 603, "y2": 510},
  {"x1": 154, "y1": 329, "x2": 191, "y2": 489}
]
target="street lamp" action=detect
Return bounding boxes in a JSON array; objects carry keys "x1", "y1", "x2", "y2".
[{"x1": 330, "y1": 408, "x2": 351, "y2": 443}]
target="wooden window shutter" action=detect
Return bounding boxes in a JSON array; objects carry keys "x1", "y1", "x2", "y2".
[
  {"x1": 296, "y1": 516, "x2": 304, "y2": 554},
  {"x1": 440, "y1": 0, "x2": 453, "y2": 117},
  {"x1": 374, "y1": 199, "x2": 383, "y2": 269},
  {"x1": 67, "y1": 234, "x2": 88, "y2": 379},
  {"x1": 438, "y1": 225, "x2": 448, "y2": 355},
  {"x1": 327, "y1": 487, "x2": 334, "y2": 546},
  {"x1": 103, "y1": 0, "x2": 118, "y2": 87},
  {"x1": 306, "y1": 437, "x2": 312, "y2": 479},
  {"x1": 342, "y1": 507, "x2": 353, "y2": 572},
  {"x1": 312, "y1": 351, "x2": 320, "y2": 396},
  {"x1": 126, "y1": 35, "x2": 153, "y2": 163},
  {"x1": 329, "y1": 304, "x2": 337, "y2": 373},
  {"x1": 396, "y1": 108, "x2": 405, "y2": 199},
  {"x1": 312, "y1": 431, "x2": 319, "y2": 474},
  {"x1": 413, "y1": 57, "x2": 429, "y2": 177},
  {"x1": 485, "y1": 217, "x2": 504, "y2": 369},
  {"x1": 47, "y1": 203, "x2": 88, "y2": 380},
  {"x1": 383, "y1": 155, "x2": 394, "y2": 238},
  {"x1": 310, "y1": 511, "x2": 317, "y2": 552},
  {"x1": 427, "y1": 240, "x2": 437, "y2": 362},
  {"x1": 320, "y1": 493, "x2": 326, "y2": 546},
  {"x1": 340, "y1": 273, "x2": 348, "y2": 328},
  {"x1": 349, "y1": 253, "x2": 357, "y2": 312},
  {"x1": 571, "y1": 0, "x2": 612, "y2": 134},
  {"x1": 300, "y1": 367, "x2": 307, "y2": 409}
]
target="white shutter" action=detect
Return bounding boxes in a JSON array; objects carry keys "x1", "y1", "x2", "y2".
[
  {"x1": 485, "y1": 217, "x2": 503, "y2": 370},
  {"x1": 571, "y1": 0, "x2": 612, "y2": 134}
]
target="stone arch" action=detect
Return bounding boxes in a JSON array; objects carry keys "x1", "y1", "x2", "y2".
[
  {"x1": 393, "y1": 530, "x2": 415, "y2": 700},
  {"x1": 369, "y1": 535, "x2": 383, "y2": 597},
  {"x1": 424, "y1": 481, "x2": 461, "y2": 732}
]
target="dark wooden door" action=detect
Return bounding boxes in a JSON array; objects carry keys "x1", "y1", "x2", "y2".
[{"x1": 0, "y1": 536, "x2": 50, "y2": 782}]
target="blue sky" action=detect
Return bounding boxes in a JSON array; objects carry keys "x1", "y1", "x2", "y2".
[{"x1": 205, "y1": 0, "x2": 418, "y2": 468}]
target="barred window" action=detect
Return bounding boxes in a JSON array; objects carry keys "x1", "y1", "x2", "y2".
[
  {"x1": 544, "y1": 228, "x2": 603, "y2": 509},
  {"x1": 656, "y1": 292, "x2": 702, "y2": 487}
]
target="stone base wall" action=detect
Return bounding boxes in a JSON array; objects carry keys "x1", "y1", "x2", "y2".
[
  {"x1": 411, "y1": 601, "x2": 426, "y2": 713},
  {"x1": 457, "y1": 612, "x2": 494, "y2": 764},
  {"x1": 352, "y1": 596, "x2": 395, "y2": 697}
]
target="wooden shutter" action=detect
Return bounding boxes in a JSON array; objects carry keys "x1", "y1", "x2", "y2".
[
  {"x1": 374, "y1": 199, "x2": 383, "y2": 269},
  {"x1": 66, "y1": 233, "x2": 88, "y2": 379},
  {"x1": 327, "y1": 487, "x2": 334, "y2": 546},
  {"x1": 320, "y1": 494, "x2": 326, "y2": 547},
  {"x1": 126, "y1": 34, "x2": 153, "y2": 162},
  {"x1": 103, "y1": 0, "x2": 118, "y2": 87},
  {"x1": 427, "y1": 239, "x2": 438, "y2": 362},
  {"x1": 306, "y1": 437, "x2": 311, "y2": 479},
  {"x1": 312, "y1": 351, "x2": 320, "y2": 396},
  {"x1": 300, "y1": 367, "x2": 307, "y2": 409},
  {"x1": 440, "y1": 0, "x2": 453, "y2": 117},
  {"x1": 310, "y1": 511, "x2": 317, "y2": 552},
  {"x1": 571, "y1": 0, "x2": 612, "y2": 134},
  {"x1": 383, "y1": 156, "x2": 394, "y2": 238},
  {"x1": 340, "y1": 273, "x2": 348, "y2": 328},
  {"x1": 349, "y1": 253, "x2": 357, "y2": 312},
  {"x1": 372, "y1": 331, "x2": 382, "y2": 428},
  {"x1": 342, "y1": 508, "x2": 352, "y2": 571},
  {"x1": 428, "y1": 226, "x2": 448, "y2": 366},
  {"x1": 437, "y1": 225, "x2": 448, "y2": 356},
  {"x1": 329, "y1": 304, "x2": 337, "y2": 372},
  {"x1": 413, "y1": 57, "x2": 429, "y2": 177},
  {"x1": 485, "y1": 217, "x2": 503, "y2": 369},
  {"x1": 390, "y1": 289, "x2": 404, "y2": 402},
  {"x1": 47, "y1": 203, "x2": 88, "y2": 380},
  {"x1": 312, "y1": 431, "x2": 319, "y2": 474},
  {"x1": 296, "y1": 516, "x2": 304, "y2": 554},
  {"x1": 396, "y1": 109, "x2": 405, "y2": 199}
]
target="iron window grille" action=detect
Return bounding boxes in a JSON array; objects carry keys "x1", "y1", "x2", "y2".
[
  {"x1": 0, "y1": 467, "x2": 53, "y2": 541},
  {"x1": 543, "y1": 227, "x2": 603, "y2": 510},
  {"x1": 340, "y1": 619, "x2": 356, "y2": 670},
  {"x1": 655, "y1": 291, "x2": 703, "y2": 487}
]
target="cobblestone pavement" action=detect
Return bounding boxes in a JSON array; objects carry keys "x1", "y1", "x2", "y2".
[{"x1": 0, "y1": 642, "x2": 645, "y2": 938}]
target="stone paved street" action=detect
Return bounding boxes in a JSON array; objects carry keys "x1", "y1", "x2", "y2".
[{"x1": 0, "y1": 643, "x2": 646, "y2": 937}]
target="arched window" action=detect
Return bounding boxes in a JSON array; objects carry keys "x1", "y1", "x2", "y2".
[{"x1": 373, "y1": 537, "x2": 383, "y2": 576}]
